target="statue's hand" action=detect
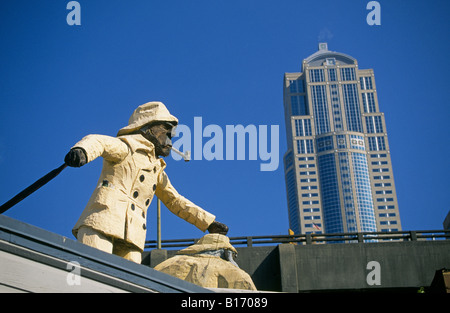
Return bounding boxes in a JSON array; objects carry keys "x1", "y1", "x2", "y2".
[
  {"x1": 207, "y1": 221, "x2": 229, "y2": 235},
  {"x1": 64, "y1": 148, "x2": 87, "y2": 167}
]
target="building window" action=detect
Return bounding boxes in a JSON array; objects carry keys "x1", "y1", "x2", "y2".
[
  {"x1": 365, "y1": 115, "x2": 384, "y2": 133},
  {"x1": 350, "y1": 135, "x2": 365, "y2": 151},
  {"x1": 291, "y1": 96, "x2": 308, "y2": 115},
  {"x1": 303, "y1": 208, "x2": 320, "y2": 213},
  {"x1": 379, "y1": 213, "x2": 396, "y2": 217},
  {"x1": 340, "y1": 67, "x2": 356, "y2": 81},
  {"x1": 310, "y1": 85, "x2": 331, "y2": 134},
  {"x1": 309, "y1": 69, "x2": 325, "y2": 83},
  {"x1": 300, "y1": 170, "x2": 316, "y2": 176},
  {"x1": 301, "y1": 185, "x2": 318, "y2": 189},
  {"x1": 376, "y1": 190, "x2": 393, "y2": 194},
  {"x1": 297, "y1": 139, "x2": 314, "y2": 154},
  {"x1": 295, "y1": 119, "x2": 312, "y2": 136},
  {"x1": 342, "y1": 84, "x2": 363, "y2": 132},
  {"x1": 374, "y1": 182, "x2": 391, "y2": 187},
  {"x1": 372, "y1": 161, "x2": 388, "y2": 165},
  {"x1": 328, "y1": 68, "x2": 337, "y2": 81},
  {"x1": 300, "y1": 178, "x2": 317, "y2": 182},
  {"x1": 336, "y1": 135, "x2": 346, "y2": 149},
  {"x1": 362, "y1": 92, "x2": 376, "y2": 113},
  {"x1": 360, "y1": 77, "x2": 373, "y2": 90},
  {"x1": 370, "y1": 153, "x2": 387, "y2": 158},
  {"x1": 368, "y1": 136, "x2": 386, "y2": 151},
  {"x1": 299, "y1": 163, "x2": 315, "y2": 168},
  {"x1": 303, "y1": 200, "x2": 319, "y2": 205},
  {"x1": 289, "y1": 80, "x2": 297, "y2": 93},
  {"x1": 377, "y1": 198, "x2": 394, "y2": 202},
  {"x1": 316, "y1": 136, "x2": 334, "y2": 153},
  {"x1": 289, "y1": 79, "x2": 305, "y2": 93},
  {"x1": 378, "y1": 205, "x2": 395, "y2": 210},
  {"x1": 380, "y1": 220, "x2": 397, "y2": 225}
]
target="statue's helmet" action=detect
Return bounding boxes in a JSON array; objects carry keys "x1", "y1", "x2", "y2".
[{"x1": 117, "y1": 101, "x2": 178, "y2": 136}]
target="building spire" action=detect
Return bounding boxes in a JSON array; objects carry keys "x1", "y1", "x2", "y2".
[{"x1": 318, "y1": 42, "x2": 328, "y2": 51}]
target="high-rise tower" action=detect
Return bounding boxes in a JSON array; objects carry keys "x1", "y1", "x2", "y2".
[{"x1": 283, "y1": 43, "x2": 401, "y2": 235}]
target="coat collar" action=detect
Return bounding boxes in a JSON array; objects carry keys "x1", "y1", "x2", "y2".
[{"x1": 118, "y1": 134, "x2": 167, "y2": 168}]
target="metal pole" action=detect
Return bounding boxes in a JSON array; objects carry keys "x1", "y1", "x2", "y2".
[
  {"x1": 0, "y1": 163, "x2": 68, "y2": 214},
  {"x1": 155, "y1": 148, "x2": 190, "y2": 250},
  {"x1": 157, "y1": 197, "x2": 161, "y2": 249}
]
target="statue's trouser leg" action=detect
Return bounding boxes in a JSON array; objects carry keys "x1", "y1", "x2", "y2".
[
  {"x1": 77, "y1": 226, "x2": 142, "y2": 263},
  {"x1": 77, "y1": 226, "x2": 113, "y2": 254},
  {"x1": 113, "y1": 240, "x2": 142, "y2": 264}
]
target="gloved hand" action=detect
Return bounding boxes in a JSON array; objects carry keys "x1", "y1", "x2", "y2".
[
  {"x1": 64, "y1": 148, "x2": 87, "y2": 167},
  {"x1": 207, "y1": 220, "x2": 229, "y2": 235}
]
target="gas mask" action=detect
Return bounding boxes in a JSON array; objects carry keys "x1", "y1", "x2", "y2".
[{"x1": 139, "y1": 122, "x2": 177, "y2": 157}]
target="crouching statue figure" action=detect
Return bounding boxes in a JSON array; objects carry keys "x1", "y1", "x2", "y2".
[{"x1": 154, "y1": 234, "x2": 256, "y2": 290}]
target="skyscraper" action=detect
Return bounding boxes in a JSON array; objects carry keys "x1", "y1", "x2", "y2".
[{"x1": 283, "y1": 43, "x2": 401, "y2": 235}]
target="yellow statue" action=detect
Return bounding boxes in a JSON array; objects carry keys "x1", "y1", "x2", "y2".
[{"x1": 65, "y1": 102, "x2": 228, "y2": 263}]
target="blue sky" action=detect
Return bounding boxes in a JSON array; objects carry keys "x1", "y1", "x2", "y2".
[{"x1": 1, "y1": 0, "x2": 449, "y2": 243}]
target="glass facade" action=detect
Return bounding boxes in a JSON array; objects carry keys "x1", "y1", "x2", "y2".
[
  {"x1": 285, "y1": 168, "x2": 300, "y2": 234},
  {"x1": 283, "y1": 44, "x2": 401, "y2": 236},
  {"x1": 291, "y1": 95, "x2": 308, "y2": 115},
  {"x1": 310, "y1": 85, "x2": 330, "y2": 134},
  {"x1": 342, "y1": 84, "x2": 363, "y2": 132},
  {"x1": 318, "y1": 153, "x2": 343, "y2": 233},
  {"x1": 330, "y1": 84, "x2": 343, "y2": 131},
  {"x1": 351, "y1": 152, "x2": 377, "y2": 232}
]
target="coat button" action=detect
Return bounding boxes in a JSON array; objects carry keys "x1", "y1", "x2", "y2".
[
  {"x1": 133, "y1": 191, "x2": 139, "y2": 198},
  {"x1": 153, "y1": 184, "x2": 157, "y2": 191},
  {"x1": 143, "y1": 223, "x2": 147, "y2": 230},
  {"x1": 139, "y1": 175, "x2": 145, "y2": 182},
  {"x1": 145, "y1": 199, "x2": 150, "y2": 206},
  {"x1": 131, "y1": 204, "x2": 135, "y2": 211},
  {"x1": 142, "y1": 211, "x2": 145, "y2": 218},
  {"x1": 153, "y1": 167, "x2": 157, "y2": 173}
]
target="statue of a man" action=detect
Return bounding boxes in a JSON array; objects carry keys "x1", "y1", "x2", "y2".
[{"x1": 64, "y1": 102, "x2": 228, "y2": 263}]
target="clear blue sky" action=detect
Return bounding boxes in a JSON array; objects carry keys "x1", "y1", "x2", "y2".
[{"x1": 1, "y1": 0, "x2": 449, "y2": 243}]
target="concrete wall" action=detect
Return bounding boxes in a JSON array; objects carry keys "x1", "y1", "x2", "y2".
[{"x1": 290, "y1": 240, "x2": 450, "y2": 292}]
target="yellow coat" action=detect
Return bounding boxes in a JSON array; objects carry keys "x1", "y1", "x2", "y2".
[{"x1": 71, "y1": 134, "x2": 216, "y2": 251}]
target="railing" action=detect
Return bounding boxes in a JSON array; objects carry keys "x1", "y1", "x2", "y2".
[{"x1": 144, "y1": 229, "x2": 450, "y2": 250}]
